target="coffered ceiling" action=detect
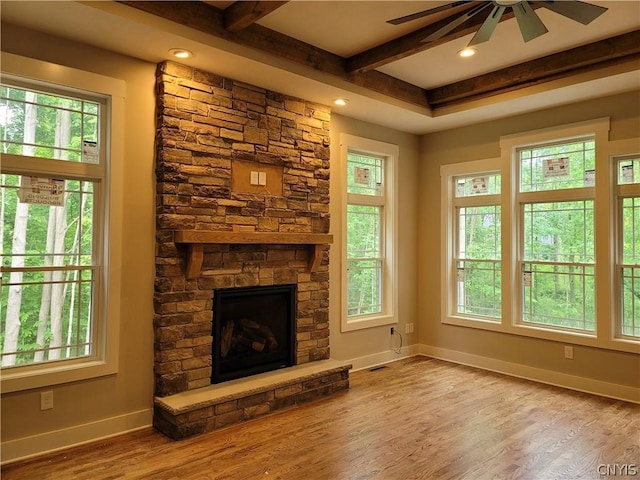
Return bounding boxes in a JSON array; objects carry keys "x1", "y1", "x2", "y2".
[{"x1": 1, "y1": 1, "x2": 639, "y2": 133}]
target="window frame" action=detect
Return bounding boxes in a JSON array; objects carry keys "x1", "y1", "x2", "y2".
[
  {"x1": 452, "y1": 174, "x2": 502, "y2": 322},
  {"x1": 0, "y1": 52, "x2": 125, "y2": 392},
  {"x1": 340, "y1": 134, "x2": 398, "y2": 332},
  {"x1": 442, "y1": 157, "x2": 507, "y2": 332},
  {"x1": 515, "y1": 136, "x2": 597, "y2": 334},
  {"x1": 613, "y1": 153, "x2": 640, "y2": 341},
  {"x1": 441, "y1": 118, "x2": 640, "y2": 354}
]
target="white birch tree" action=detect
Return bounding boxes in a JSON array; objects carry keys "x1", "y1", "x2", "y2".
[
  {"x1": 65, "y1": 190, "x2": 87, "y2": 357},
  {"x1": 34, "y1": 209, "x2": 55, "y2": 362},
  {"x1": 2, "y1": 91, "x2": 36, "y2": 366},
  {"x1": 47, "y1": 108, "x2": 71, "y2": 360}
]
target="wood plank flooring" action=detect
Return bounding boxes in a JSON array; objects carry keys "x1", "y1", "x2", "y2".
[{"x1": 3, "y1": 357, "x2": 639, "y2": 480}]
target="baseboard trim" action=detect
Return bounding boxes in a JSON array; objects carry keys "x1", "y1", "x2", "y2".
[
  {"x1": 418, "y1": 344, "x2": 640, "y2": 404},
  {"x1": 347, "y1": 344, "x2": 420, "y2": 372},
  {"x1": 1, "y1": 408, "x2": 153, "y2": 465}
]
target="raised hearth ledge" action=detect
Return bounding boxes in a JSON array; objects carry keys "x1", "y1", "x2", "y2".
[
  {"x1": 154, "y1": 360, "x2": 351, "y2": 439},
  {"x1": 156, "y1": 359, "x2": 351, "y2": 415},
  {"x1": 174, "y1": 230, "x2": 334, "y2": 278}
]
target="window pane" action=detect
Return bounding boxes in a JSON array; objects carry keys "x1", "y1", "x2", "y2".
[
  {"x1": 347, "y1": 260, "x2": 382, "y2": 316},
  {"x1": 347, "y1": 152, "x2": 383, "y2": 196},
  {"x1": 621, "y1": 197, "x2": 640, "y2": 265},
  {"x1": 456, "y1": 260, "x2": 501, "y2": 319},
  {"x1": 621, "y1": 267, "x2": 640, "y2": 337},
  {"x1": 620, "y1": 195, "x2": 639, "y2": 338},
  {"x1": 347, "y1": 205, "x2": 381, "y2": 259},
  {"x1": 519, "y1": 139, "x2": 595, "y2": 192},
  {"x1": 0, "y1": 85, "x2": 99, "y2": 163},
  {"x1": 455, "y1": 173, "x2": 501, "y2": 197},
  {"x1": 1, "y1": 175, "x2": 94, "y2": 268},
  {"x1": 522, "y1": 263, "x2": 595, "y2": 331},
  {"x1": 617, "y1": 157, "x2": 640, "y2": 185},
  {"x1": 0, "y1": 268, "x2": 94, "y2": 366},
  {"x1": 1, "y1": 173, "x2": 96, "y2": 367},
  {"x1": 524, "y1": 201, "x2": 594, "y2": 263},
  {"x1": 458, "y1": 206, "x2": 501, "y2": 260}
]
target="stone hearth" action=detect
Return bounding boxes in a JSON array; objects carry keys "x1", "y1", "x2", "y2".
[
  {"x1": 152, "y1": 61, "x2": 349, "y2": 438},
  {"x1": 154, "y1": 359, "x2": 350, "y2": 439}
]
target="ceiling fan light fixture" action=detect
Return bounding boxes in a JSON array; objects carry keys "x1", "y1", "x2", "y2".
[
  {"x1": 457, "y1": 47, "x2": 477, "y2": 58},
  {"x1": 391, "y1": 0, "x2": 608, "y2": 47}
]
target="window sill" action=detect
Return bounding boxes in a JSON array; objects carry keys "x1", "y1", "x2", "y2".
[
  {"x1": 342, "y1": 313, "x2": 396, "y2": 332},
  {"x1": 442, "y1": 315, "x2": 640, "y2": 354},
  {"x1": 1, "y1": 358, "x2": 117, "y2": 393}
]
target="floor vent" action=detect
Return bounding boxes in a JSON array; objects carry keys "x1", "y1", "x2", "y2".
[{"x1": 369, "y1": 365, "x2": 387, "y2": 372}]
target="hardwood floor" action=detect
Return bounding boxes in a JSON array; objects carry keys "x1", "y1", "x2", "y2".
[{"x1": 3, "y1": 357, "x2": 639, "y2": 480}]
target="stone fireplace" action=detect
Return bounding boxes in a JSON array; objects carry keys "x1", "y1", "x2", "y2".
[{"x1": 152, "y1": 62, "x2": 350, "y2": 439}]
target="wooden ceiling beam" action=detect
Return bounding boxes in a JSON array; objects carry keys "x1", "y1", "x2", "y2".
[
  {"x1": 427, "y1": 30, "x2": 640, "y2": 109},
  {"x1": 120, "y1": 1, "x2": 430, "y2": 110},
  {"x1": 223, "y1": 1, "x2": 288, "y2": 33}
]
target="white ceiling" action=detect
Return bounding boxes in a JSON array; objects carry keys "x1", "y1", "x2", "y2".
[{"x1": 1, "y1": 1, "x2": 639, "y2": 134}]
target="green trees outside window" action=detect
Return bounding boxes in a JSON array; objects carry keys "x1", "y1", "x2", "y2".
[
  {"x1": 517, "y1": 138, "x2": 597, "y2": 332},
  {"x1": 617, "y1": 157, "x2": 640, "y2": 338},
  {"x1": 1, "y1": 84, "x2": 100, "y2": 367},
  {"x1": 346, "y1": 152, "x2": 384, "y2": 318},
  {"x1": 453, "y1": 173, "x2": 502, "y2": 320}
]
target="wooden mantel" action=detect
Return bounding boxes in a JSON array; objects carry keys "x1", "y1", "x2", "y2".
[{"x1": 174, "y1": 231, "x2": 334, "y2": 278}]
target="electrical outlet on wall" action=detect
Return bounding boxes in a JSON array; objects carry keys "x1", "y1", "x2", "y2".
[{"x1": 40, "y1": 391, "x2": 54, "y2": 410}]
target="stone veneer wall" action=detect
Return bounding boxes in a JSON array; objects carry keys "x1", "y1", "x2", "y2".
[{"x1": 154, "y1": 62, "x2": 332, "y2": 397}]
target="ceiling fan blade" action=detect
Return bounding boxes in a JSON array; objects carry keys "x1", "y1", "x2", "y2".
[
  {"x1": 421, "y1": 2, "x2": 491, "y2": 43},
  {"x1": 387, "y1": 1, "x2": 474, "y2": 25},
  {"x1": 513, "y1": 1, "x2": 548, "y2": 42},
  {"x1": 534, "y1": 1, "x2": 607, "y2": 25},
  {"x1": 467, "y1": 5, "x2": 506, "y2": 46}
]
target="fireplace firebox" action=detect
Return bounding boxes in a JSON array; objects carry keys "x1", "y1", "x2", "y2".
[{"x1": 212, "y1": 284, "x2": 297, "y2": 383}]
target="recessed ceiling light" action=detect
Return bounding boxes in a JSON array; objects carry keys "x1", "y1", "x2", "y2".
[
  {"x1": 457, "y1": 47, "x2": 477, "y2": 58},
  {"x1": 334, "y1": 98, "x2": 349, "y2": 106},
  {"x1": 169, "y1": 48, "x2": 193, "y2": 59}
]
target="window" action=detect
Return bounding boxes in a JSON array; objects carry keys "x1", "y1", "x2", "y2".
[
  {"x1": 1, "y1": 83, "x2": 101, "y2": 367},
  {"x1": 517, "y1": 138, "x2": 596, "y2": 333},
  {"x1": 454, "y1": 173, "x2": 502, "y2": 320},
  {"x1": 341, "y1": 135, "x2": 397, "y2": 331},
  {"x1": 0, "y1": 53, "x2": 124, "y2": 392},
  {"x1": 441, "y1": 118, "x2": 639, "y2": 353},
  {"x1": 615, "y1": 155, "x2": 640, "y2": 338}
]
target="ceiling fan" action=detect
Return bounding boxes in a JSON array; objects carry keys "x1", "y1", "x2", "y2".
[{"x1": 387, "y1": 1, "x2": 608, "y2": 46}]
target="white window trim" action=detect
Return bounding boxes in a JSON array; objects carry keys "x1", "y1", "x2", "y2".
[
  {"x1": 340, "y1": 134, "x2": 398, "y2": 332},
  {"x1": 441, "y1": 157, "x2": 507, "y2": 333},
  {"x1": 0, "y1": 52, "x2": 125, "y2": 392},
  {"x1": 441, "y1": 118, "x2": 640, "y2": 354},
  {"x1": 610, "y1": 142, "x2": 640, "y2": 345}
]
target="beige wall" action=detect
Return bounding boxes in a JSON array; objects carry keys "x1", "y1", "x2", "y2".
[
  {"x1": 1, "y1": 24, "x2": 156, "y2": 457},
  {"x1": 418, "y1": 91, "x2": 640, "y2": 390}
]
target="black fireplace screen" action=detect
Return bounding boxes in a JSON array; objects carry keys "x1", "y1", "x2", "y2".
[{"x1": 212, "y1": 284, "x2": 296, "y2": 383}]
